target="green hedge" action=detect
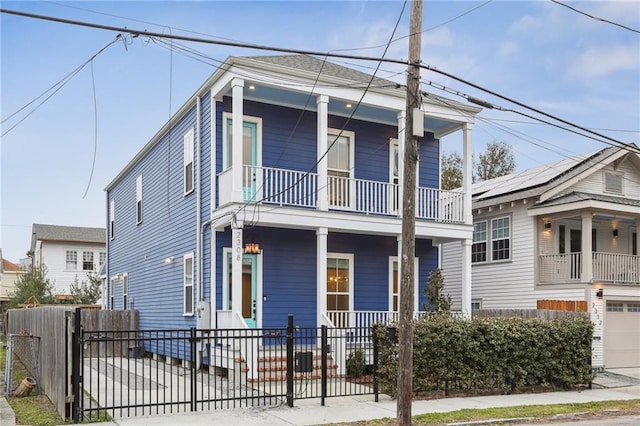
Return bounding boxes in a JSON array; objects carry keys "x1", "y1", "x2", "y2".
[{"x1": 375, "y1": 315, "x2": 594, "y2": 397}]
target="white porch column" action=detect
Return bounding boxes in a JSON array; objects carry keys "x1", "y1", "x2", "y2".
[
  {"x1": 396, "y1": 235, "x2": 402, "y2": 312},
  {"x1": 397, "y1": 110, "x2": 406, "y2": 218},
  {"x1": 461, "y1": 238, "x2": 472, "y2": 317},
  {"x1": 210, "y1": 227, "x2": 217, "y2": 328},
  {"x1": 635, "y1": 218, "x2": 640, "y2": 282},
  {"x1": 231, "y1": 78, "x2": 244, "y2": 203},
  {"x1": 582, "y1": 211, "x2": 593, "y2": 282},
  {"x1": 462, "y1": 123, "x2": 473, "y2": 225},
  {"x1": 317, "y1": 95, "x2": 329, "y2": 211},
  {"x1": 317, "y1": 227, "x2": 328, "y2": 326},
  {"x1": 231, "y1": 219, "x2": 244, "y2": 314}
]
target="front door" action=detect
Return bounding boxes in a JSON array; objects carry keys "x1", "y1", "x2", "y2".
[
  {"x1": 569, "y1": 228, "x2": 582, "y2": 280},
  {"x1": 226, "y1": 119, "x2": 258, "y2": 202},
  {"x1": 227, "y1": 253, "x2": 258, "y2": 328}
]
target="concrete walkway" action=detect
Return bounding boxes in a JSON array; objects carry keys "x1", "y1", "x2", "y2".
[{"x1": 82, "y1": 368, "x2": 640, "y2": 425}]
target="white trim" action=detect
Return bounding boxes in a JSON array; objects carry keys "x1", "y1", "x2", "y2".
[
  {"x1": 183, "y1": 128, "x2": 195, "y2": 195},
  {"x1": 183, "y1": 253, "x2": 194, "y2": 316},
  {"x1": 222, "y1": 247, "x2": 232, "y2": 310},
  {"x1": 327, "y1": 252, "x2": 354, "y2": 312},
  {"x1": 389, "y1": 138, "x2": 400, "y2": 215},
  {"x1": 221, "y1": 112, "x2": 263, "y2": 171},
  {"x1": 221, "y1": 247, "x2": 263, "y2": 328},
  {"x1": 136, "y1": 174, "x2": 143, "y2": 224},
  {"x1": 109, "y1": 276, "x2": 116, "y2": 310},
  {"x1": 122, "y1": 272, "x2": 128, "y2": 310}
]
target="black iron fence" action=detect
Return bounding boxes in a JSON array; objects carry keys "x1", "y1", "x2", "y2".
[{"x1": 73, "y1": 314, "x2": 379, "y2": 422}]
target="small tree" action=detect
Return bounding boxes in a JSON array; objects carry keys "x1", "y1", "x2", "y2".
[
  {"x1": 423, "y1": 268, "x2": 452, "y2": 313},
  {"x1": 70, "y1": 272, "x2": 103, "y2": 305},
  {"x1": 441, "y1": 151, "x2": 463, "y2": 190},
  {"x1": 9, "y1": 266, "x2": 56, "y2": 308},
  {"x1": 475, "y1": 141, "x2": 515, "y2": 182}
]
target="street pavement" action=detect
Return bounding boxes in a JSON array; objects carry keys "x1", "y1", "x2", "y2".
[{"x1": 1, "y1": 368, "x2": 639, "y2": 425}]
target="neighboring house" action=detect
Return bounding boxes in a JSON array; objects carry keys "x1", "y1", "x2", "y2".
[
  {"x1": 0, "y1": 249, "x2": 25, "y2": 323},
  {"x1": 442, "y1": 146, "x2": 640, "y2": 369},
  {"x1": 105, "y1": 54, "x2": 480, "y2": 335},
  {"x1": 30, "y1": 224, "x2": 107, "y2": 296}
]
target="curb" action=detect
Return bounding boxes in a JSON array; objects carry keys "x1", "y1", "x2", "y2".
[
  {"x1": 0, "y1": 396, "x2": 16, "y2": 426},
  {"x1": 447, "y1": 418, "x2": 534, "y2": 425}
]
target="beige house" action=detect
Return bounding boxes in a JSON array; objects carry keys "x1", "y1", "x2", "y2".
[{"x1": 0, "y1": 250, "x2": 25, "y2": 330}]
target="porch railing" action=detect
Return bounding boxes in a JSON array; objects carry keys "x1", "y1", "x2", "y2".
[
  {"x1": 593, "y1": 252, "x2": 640, "y2": 284},
  {"x1": 240, "y1": 165, "x2": 465, "y2": 223},
  {"x1": 539, "y1": 252, "x2": 640, "y2": 284}
]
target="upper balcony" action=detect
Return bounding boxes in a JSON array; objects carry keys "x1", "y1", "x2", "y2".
[
  {"x1": 539, "y1": 252, "x2": 640, "y2": 285},
  {"x1": 218, "y1": 165, "x2": 465, "y2": 224}
]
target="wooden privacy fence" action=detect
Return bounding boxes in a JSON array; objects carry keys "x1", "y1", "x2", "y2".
[
  {"x1": 472, "y1": 308, "x2": 588, "y2": 319},
  {"x1": 7, "y1": 307, "x2": 138, "y2": 418},
  {"x1": 536, "y1": 299, "x2": 588, "y2": 312}
]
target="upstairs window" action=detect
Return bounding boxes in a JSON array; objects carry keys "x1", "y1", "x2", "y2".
[
  {"x1": 604, "y1": 171, "x2": 623, "y2": 194},
  {"x1": 82, "y1": 251, "x2": 95, "y2": 271},
  {"x1": 66, "y1": 250, "x2": 77, "y2": 270},
  {"x1": 491, "y1": 217, "x2": 511, "y2": 261},
  {"x1": 472, "y1": 221, "x2": 487, "y2": 263},
  {"x1": 136, "y1": 175, "x2": 143, "y2": 224},
  {"x1": 109, "y1": 200, "x2": 115, "y2": 240},
  {"x1": 184, "y1": 129, "x2": 194, "y2": 195},
  {"x1": 184, "y1": 253, "x2": 194, "y2": 315}
]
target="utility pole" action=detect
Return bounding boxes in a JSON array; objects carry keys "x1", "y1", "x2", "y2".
[{"x1": 398, "y1": 0, "x2": 422, "y2": 424}]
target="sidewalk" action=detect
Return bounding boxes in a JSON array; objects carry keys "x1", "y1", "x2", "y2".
[{"x1": 84, "y1": 368, "x2": 640, "y2": 426}]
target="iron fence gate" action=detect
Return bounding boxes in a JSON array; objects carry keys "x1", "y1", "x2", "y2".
[{"x1": 72, "y1": 314, "x2": 379, "y2": 422}]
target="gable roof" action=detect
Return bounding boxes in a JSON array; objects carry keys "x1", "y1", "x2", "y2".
[
  {"x1": 31, "y1": 223, "x2": 106, "y2": 251},
  {"x1": 471, "y1": 145, "x2": 637, "y2": 209},
  {"x1": 2, "y1": 258, "x2": 24, "y2": 272}
]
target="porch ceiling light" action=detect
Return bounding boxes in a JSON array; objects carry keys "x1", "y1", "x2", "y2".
[
  {"x1": 544, "y1": 221, "x2": 552, "y2": 229},
  {"x1": 244, "y1": 242, "x2": 260, "y2": 254}
]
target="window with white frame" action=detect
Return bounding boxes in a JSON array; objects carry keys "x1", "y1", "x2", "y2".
[
  {"x1": 109, "y1": 199, "x2": 115, "y2": 240},
  {"x1": 82, "y1": 251, "x2": 95, "y2": 271},
  {"x1": 327, "y1": 129, "x2": 354, "y2": 208},
  {"x1": 184, "y1": 129, "x2": 194, "y2": 195},
  {"x1": 326, "y1": 254, "x2": 353, "y2": 313},
  {"x1": 66, "y1": 250, "x2": 77, "y2": 270},
  {"x1": 603, "y1": 171, "x2": 623, "y2": 194},
  {"x1": 109, "y1": 277, "x2": 116, "y2": 309},
  {"x1": 122, "y1": 274, "x2": 128, "y2": 310},
  {"x1": 606, "y1": 302, "x2": 623, "y2": 312},
  {"x1": 632, "y1": 231, "x2": 637, "y2": 256},
  {"x1": 184, "y1": 253, "x2": 194, "y2": 315},
  {"x1": 472, "y1": 221, "x2": 487, "y2": 263},
  {"x1": 388, "y1": 257, "x2": 419, "y2": 312},
  {"x1": 627, "y1": 303, "x2": 640, "y2": 313},
  {"x1": 491, "y1": 216, "x2": 511, "y2": 261},
  {"x1": 99, "y1": 252, "x2": 106, "y2": 268},
  {"x1": 471, "y1": 299, "x2": 483, "y2": 310},
  {"x1": 136, "y1": 174, "x2": 143, "y2": 224}
]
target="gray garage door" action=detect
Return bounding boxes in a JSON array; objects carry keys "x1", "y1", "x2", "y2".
[{"x1": 604, "y1": 301, "x2": 640, "y2": 368}]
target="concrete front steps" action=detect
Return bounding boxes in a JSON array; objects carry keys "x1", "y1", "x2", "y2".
[{"x1": 238, "y1": 347, "x2": 341, "y2": 383}]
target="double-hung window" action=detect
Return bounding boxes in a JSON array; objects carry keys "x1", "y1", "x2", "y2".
[
  {"x1": 472, "y1": 217, "x2": 511, "y2": 263},
  {"x1": 99, "y1": 252, "x2": 106, "y2": 268},
  {"x1": 491, "y1": 217, "x2": 511, "y2": 261},
  {"x1": 136, "y1": 175, "x2": 143, "y2": 224},
  {"x1": 122, "y1": 274, "x2": 128, "y2": 310},
  {"x1": 82, "y1": 251, "x2": 95, "y2": 271},
  {"x1": 472, "y1": 221, "x2": 487, "y2": 263},
  {"x1": 66, "y1": 250, "x2": 77, "y2": 270},
  {"x1": 184, "y1": 253, "x2": 194, "y2": 315},
  {"x1": 327, "y1": 130, "x2": 354, "y2": 209},
  {"x1": 184, "y1": 129, "x2": 194, "y2": 195},
  {"x1": 109, "y1": 277, "x2": 116, "y2": 309}
]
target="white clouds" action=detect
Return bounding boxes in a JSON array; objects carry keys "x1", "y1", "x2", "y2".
[
  {"x1": 499, "y1": 41, "x2": 519, "y2": 57},
  {"x1": 423, "y1": 26, "x2": 453, "y2": 49},
  {"x1": 568, "y1": 45, "x2": 640, "y2": 78}
]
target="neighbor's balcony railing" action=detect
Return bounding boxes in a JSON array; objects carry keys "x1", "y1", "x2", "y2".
[
  {"x1": 539, "y1": 252, "x2": 640, "y2": 284},
  {"x1": 228, "y1": 165, "x2": 465, "y2": 223}
]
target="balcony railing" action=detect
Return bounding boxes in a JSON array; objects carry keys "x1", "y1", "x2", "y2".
[
  {"x1": 238, "y1": 165, "x2": 465, "y2": 223},
  {"x1": 539, "y1": 252, "x2": 640, "y2": 284}
]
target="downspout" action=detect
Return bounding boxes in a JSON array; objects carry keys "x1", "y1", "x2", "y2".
[{"x1": 196, "y1": 96, "x2": 202, "y2": 301}]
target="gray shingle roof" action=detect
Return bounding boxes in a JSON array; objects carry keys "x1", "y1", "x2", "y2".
[
  {"x1": 530, "y1": 191, "x2": 640, "y2": 209},
  {"x1": 31, "y1": 224, "x2": 106, "y2": 249}
]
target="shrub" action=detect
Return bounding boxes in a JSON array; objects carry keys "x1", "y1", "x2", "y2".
[{"x1": 346, "y1": 349, "x2": 366, "y2": 377}]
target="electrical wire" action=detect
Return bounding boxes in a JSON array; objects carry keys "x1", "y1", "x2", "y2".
[
  {"x1": 1, "y1": 7, "x2": 632, "y2": 152},
  {"x1": 551, "y1": 0, "x2": 640, "y2": 34},
  {"x1": 1, "y1": 35, "x2": 122, "y2": 136},
  {"x1": 81, "y1": 59, "x2": 98, "y2": 199}
]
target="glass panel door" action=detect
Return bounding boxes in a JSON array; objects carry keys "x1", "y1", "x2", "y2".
[
  {"x1": 328, "y1": 133, "x2": 351, "y2": 208},
  {"x1": 226, "y1": 119, "x2": 258, "y2": 201},
  {"x1": 226, "y1": 253, "x2": 258, "y2": 328}
]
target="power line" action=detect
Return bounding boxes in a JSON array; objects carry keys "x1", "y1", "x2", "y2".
[
  {"x1": 2, "y1": 6, "x2": 633, "y2": 154},
  {"x1": 551, "y1": 0, "x2": 640, "y2": 34}
]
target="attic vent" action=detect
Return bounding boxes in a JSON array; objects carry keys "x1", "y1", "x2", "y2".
[{"x1": 604, "y1": 171, "x2": 623, "y2": 194}]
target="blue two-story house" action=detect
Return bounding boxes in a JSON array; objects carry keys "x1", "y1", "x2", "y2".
[{"x1": 105, "y1": 55, "x2": 480, "y2": 334}]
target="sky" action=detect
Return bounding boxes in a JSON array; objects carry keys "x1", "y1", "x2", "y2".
[{"x1": 1, "y1": 0, "x2": 639, "y2": 263}]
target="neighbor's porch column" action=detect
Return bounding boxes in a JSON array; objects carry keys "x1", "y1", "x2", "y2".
[
  {"x1": 581, "y1": 211, "x2": 593, "y2": 282},
  {"x1": 397, "y1": 110, "x2": 406, "y2": 218},
  {"x1": 462, "y1": 123, "x2": 473, "y2": 225},
  {"x1": 231, "y1": 78, "x2": 244, "y2": 203},
  {"x1": 461, "y1": 238, "x2": 472, "y2": 316},
  {"x1": 395, "y1": 235, "x2": 402, "y2": 312},
  {"x1": 317, "y1": 95, "x2": 329, "y2": 211},
  {"x1": 635, "y1": 218, "x2": 640, "y2": 283},
  {"x1": 317, "y1": 227, "x2": 328, "y2": 326},
  {"x1": 231, "y1": 219, "x2": 244, "y2": 314}
]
